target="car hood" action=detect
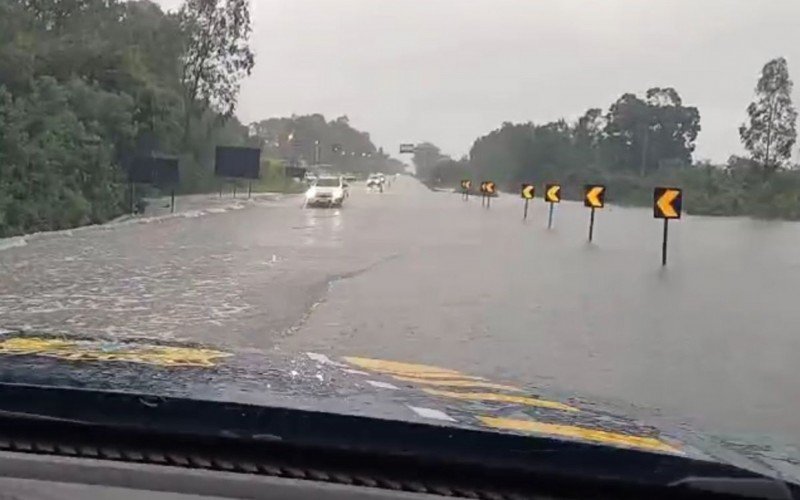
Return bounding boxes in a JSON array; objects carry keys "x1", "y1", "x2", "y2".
[{"x1": 0, "y1": 330, "x2": 797, "y2": 486}]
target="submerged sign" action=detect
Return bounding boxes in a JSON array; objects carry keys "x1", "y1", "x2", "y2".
[{"x1": 654, "y1": 187, "x2": 682, "y2": 219}]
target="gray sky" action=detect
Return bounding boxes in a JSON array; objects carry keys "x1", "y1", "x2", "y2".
[{"x1": 157, "y1": 0, "x2": 800, "y2": 162}]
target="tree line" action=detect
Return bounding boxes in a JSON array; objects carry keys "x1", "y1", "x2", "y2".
[
  {"x1": 249, "y1": 113, "x2": 406, "y2": 176},
  {"x1": 0, "y1": 0, "x2": 401, "y2": 238},
  {"x1": 416, "y1": 57, "x2": 799, "y2": 219},
  {"x1": 0, "y1": 0, "x2": 259, "y2": 237}
]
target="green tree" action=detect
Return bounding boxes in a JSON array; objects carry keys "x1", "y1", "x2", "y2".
[
  {"x1": 740, "y1": 57, "x2": 797, "y2": 174},
  {"x1": 604, "y1": 89, "x2": 699, "y2": 176},
  {"x1": 179, "y1": 0, "x2": 255, "y2": 142}
]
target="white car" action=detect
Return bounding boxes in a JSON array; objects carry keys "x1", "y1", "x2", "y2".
[
  {"x1": 366, "y1": 174, "x2": 384, "y2": 192},
  {"x1": 305, "y1": 177, "x2": 346, "y2": 208}
]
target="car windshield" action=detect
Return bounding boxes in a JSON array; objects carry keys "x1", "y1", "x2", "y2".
[
  {"x1": 315, "y1": 178, "x2": 340, "y2": 187},
  {"x1": 1, "y1": 0, "x2": 800, "y2": 481}
]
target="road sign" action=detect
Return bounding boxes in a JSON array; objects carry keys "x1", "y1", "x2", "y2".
[
  {"x1": 521, "y1": 184, "x2": 535, "y2": 200},
  {"x1": 654, "y1": 187, "x2": 682, "y2": 266},
  {"x1": 399, "y1": 144, "x2": 415, "y2": 154},
  {"x1": 545, "y1": 184, "x2": 561, "y2": 229},
  {"x1": 480, "y1": 181, "x2": 496, "y2": 208},
  {"x1": 215, "y1": 146, "x2": 261, "y2": 180},
  {"x1": 460, "y1": 180, "x2": 472, "y2": 201},
  {"x1": 545, "y1": 184, "x2": 561, "y2": 203},
  {"x1": 654, "y1": 187, "x2": 682, "y2": 219},
  {"x1": 520, "y1": 184, "x2": 534, "y2": 220},
  {"x1": 584, "y1": 185, "x2": 606, "y2": 208}
]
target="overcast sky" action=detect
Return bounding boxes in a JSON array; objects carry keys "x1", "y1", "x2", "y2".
[{"x1": 156, "y1": 0, "x2": 800, "y2": 162}]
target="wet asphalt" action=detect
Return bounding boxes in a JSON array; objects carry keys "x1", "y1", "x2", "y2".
[{"x1": 1, "y1": 176, "x2": 799, "y2": 447}]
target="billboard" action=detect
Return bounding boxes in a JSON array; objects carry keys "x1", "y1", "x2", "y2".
[
  {"x1": 128, "y1": 157, "x2": 156, "y2": 184},
  {"x1": 128, "y1": 156, "x2": 180, "y2": 185},
  {"x1": 152, "y1": 157, "x2": 180, "y2": 186},
  {"x1": 215, "y1": 146, "x2": 261, "y2": 180}
]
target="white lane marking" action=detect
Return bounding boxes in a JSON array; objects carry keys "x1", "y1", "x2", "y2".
[
  {"x1": 343, "y1": 368, "x2": 369, "y2": 375},
  {"x1": 306, "y1": 352, "x2": 347, "y2": 367},
  {"x1": 407, "y1": 406, "x2": 456, "y2": 422},
  {"x1": 366, "y1": 380, "x2": 399, "y2": 390}
]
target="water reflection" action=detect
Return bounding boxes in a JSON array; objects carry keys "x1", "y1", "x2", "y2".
[{"x1": 303, "y1": 207, "x2": 343, "y2": 247}]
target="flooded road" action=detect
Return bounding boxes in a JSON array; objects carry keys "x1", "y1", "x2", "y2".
[{"x1": 1, "y1": 176, "x2": 799, "y2": 446}]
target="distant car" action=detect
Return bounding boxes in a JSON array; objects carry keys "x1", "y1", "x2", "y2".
[
  {"x1": 366, "y1": 174, "x2": 384, "y2": 192},
  {"x1": 305, "y1": 176, "x2": 346, "y2": 208}
]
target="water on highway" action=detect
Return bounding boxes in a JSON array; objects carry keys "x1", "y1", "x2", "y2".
[{"x1": 1, "y1": 176, "x2": 799, "y2": 448}]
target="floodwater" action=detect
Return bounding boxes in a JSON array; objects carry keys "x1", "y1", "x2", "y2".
[{"x1": 1, "y1": 176, "x2": 799, "y2": 448}]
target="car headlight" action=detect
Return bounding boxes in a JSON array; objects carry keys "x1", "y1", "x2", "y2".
[{"x1": 333, "y1": 189, "x2": 343, "y2": 199}]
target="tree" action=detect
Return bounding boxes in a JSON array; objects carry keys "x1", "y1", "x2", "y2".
[
  {"x1": 605, "y1": 89, "x2": 699, "y2": 176},
  {"x1": 412, "y1": 142, "x2": 447, "y2": 180},
  {"x1": 740, "y1": 57, "x2": 797, "y2": 173},
  {"x1": 179, "y1": 0, "x2": 255, "y2": 141}
]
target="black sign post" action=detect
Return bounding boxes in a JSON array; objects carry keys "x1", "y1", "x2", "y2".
[
  {"x1": 482, "y1": 181, "x2": 495, "y2": 209},
  {"x1": 545, "y1": 184, "x2": 561, "y2": 229},
  {"x1": 584, "y1": 185, "x2": 606, "y2": 242},
  {"x1": 521, "y1": 184, "x2": 534, "y2": 220},
  {"x1": 460, "y1": 180, "x2": 471, "y2": 201},
  {"x1": 653, "y1": 187, "x2": 683, "y2": 266}
]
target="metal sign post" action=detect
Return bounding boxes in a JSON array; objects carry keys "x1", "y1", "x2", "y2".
[
  {"x1": 171, "y1": 189, "x2": 175, "y2": 213},
  {"x1": 461, "y1": 180, "x2": 471, "y2": 201},
  {"x1": 545, "y1": 184, "x2": 561, "y2": 229},
  {"x1": 653, "y1": 187, "x2": 682, "y2": 266},
  {"x1": 483, "y1": 181, "x2": 496, "y2": 209},
  {"x1": 521, "y1": 184, "x2": 534, "y2": 220},
  {"x1": 584, "y1": 185, "x2": 606, "y2": 242}
]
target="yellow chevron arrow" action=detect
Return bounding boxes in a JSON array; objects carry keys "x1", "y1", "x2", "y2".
[
  {"x1": 546, "y1": 185, "x2": 561, "y2": 203},
  {"x1": 657, "y1": 189, "x2": 680, "y2": 218},
  {"x1": 521, "y1": 185, "x2": 535, "y2": 199},
  {"x1": 485, "y1": 182, "x2": 496, "y2": 194},
  {"x1": 586, "y1": 186, "x2": 604, "y2": 208}
]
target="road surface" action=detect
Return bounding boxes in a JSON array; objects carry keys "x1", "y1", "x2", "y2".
[{"x1": 1, "y1": 176, "x2": 799, "y2": 448}]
